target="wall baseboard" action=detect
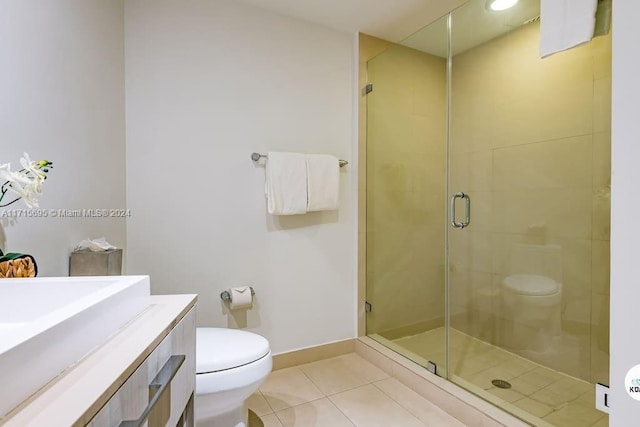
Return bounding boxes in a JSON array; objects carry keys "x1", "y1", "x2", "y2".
[{"x1": 272, "y1": 339, "x2": 356, "y2": 371}]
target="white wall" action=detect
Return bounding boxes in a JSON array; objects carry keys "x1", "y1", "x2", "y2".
[
  {"x1": 610, "y1": 0, "x2": 640, "y2": 424},
  {"x1": 0, "y1": 0, "x2": 127, "y2": 275},
  {"x1": 124, "y1": 0, "x2": 356, "y2": 354}
]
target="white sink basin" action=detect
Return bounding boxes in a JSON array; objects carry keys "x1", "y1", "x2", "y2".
[{"x1": 0, "y1": 275, "x2": 151, "y2": 418}]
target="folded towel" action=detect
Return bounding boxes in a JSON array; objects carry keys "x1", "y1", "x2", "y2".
[
  {"x1": 540, "y1": 0, "x2": 598, "y2": 58},
  {"x1": 306, "y1": 154, "x2": 340, "y2": 212},
  {"x1": 265, "y1": 152, "x2": 307, "y2": 215}
]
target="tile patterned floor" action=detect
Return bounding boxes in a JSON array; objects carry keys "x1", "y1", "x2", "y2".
[
  {"x1": 388, "y1": 328, "x2": 609, "y2": 427},
  {"x1": 249, "y1": 353, "x2": 466, "y2": 427}
]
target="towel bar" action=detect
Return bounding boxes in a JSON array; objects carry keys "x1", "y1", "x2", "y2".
[{"x1": 251, "y1": 152, "x2": 348, "y2": 167}]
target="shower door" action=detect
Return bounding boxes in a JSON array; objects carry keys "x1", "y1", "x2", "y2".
[
  {"x1": 447, "y1": 0, "x2": 611, "y2": 425},
  {"x1": 363, "y1": 17, "x2": 449, "y2": 374}
]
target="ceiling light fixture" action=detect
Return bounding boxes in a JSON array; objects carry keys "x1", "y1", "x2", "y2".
[{"x1": 486, "y1": 0, "x2": 519, "y2": 11}]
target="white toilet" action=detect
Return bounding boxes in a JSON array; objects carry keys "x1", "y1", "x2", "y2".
[
  {"x1": 501, "y1": 244, "x2": 563, "y2": 353},
  {"x1": 195, "y1": 328, "x2": 272, "y2": 427}
]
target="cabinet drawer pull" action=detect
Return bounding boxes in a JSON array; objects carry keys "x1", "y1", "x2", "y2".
[{"x1": 120, "y1": 355, "x2": 185, "y2": 427}]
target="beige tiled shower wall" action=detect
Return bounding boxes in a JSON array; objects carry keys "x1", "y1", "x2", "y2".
[
  {"x1": 364, "y1": 40, "x2": 447, "y2": 337},
  {"x1": 449, "y1": 22, "x2": 611, "y2": 384}
]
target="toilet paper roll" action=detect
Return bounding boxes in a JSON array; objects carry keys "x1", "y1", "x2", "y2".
[{"x1": 229, "y1": 286, "x2": 253, "y2": 309}]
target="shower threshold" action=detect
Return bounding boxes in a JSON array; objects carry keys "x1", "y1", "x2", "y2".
[{"x1": 367, "y1": 329, "x2": 607, "y2": 427}]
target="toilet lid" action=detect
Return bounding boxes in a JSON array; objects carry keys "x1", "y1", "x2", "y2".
[
  {"x1": 503, "y1": 274, "x2": 560, "y2": 296},
  {"x1": 196, "y1": 328, "x2": 270, "y2": 373}
]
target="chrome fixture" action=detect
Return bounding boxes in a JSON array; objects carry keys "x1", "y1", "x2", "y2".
[
  {"x1": 450, "y1": 192, "x2": 471, "y2": 229},
  {"x1": 220, "y1": 287, "x2": 256, "y2": 303},
  {"x1": 251, "y1": 152, "x2": 348, "y2": 168}
]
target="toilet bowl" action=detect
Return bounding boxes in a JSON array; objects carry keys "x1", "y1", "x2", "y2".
[
  {"x1": 195, "y1": 328, "x2": 272, "y2": 427},
  {"x1": 501, "y1": 244, "x2": 563, "y2": 353}
]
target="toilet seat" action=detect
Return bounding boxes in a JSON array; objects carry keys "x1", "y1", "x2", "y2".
[
  {"x1": 195, "y1": 328, "x2": 273, "y2": 422},
  {"x1": 503, "y1": 274, "x2": 560, "y2": 296},
  {"x1": 196, "y1": 328, "x2": 270, "y2": 374}
]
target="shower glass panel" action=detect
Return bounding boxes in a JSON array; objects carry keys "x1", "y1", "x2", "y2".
[
  {"x1": 364, "y1": 15, "x2": 449, "y2": 374},
  {"x1": 364, "y1": 0, "x2": 611, "y2": 425},
  {"x1": 448, "y1": 0, "x2": 610, "y2": 425}
]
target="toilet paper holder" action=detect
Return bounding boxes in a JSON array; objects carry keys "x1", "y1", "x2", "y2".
[{"x1": 220, "y1": 287, "x2": 255, "y2": 303}]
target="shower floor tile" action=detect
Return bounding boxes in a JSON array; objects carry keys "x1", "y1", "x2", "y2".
[{"x1": 388, "y1": 327, "x2": 608, "y2": 427}]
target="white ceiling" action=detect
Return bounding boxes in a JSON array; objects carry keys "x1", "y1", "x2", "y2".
[
  {"x1": 231, "y1": 0, "x2": 466, "y2": 42},
  {"x1": 403, "y1": 0, "x2": 540, "y2": 57},
  {"x1": 232, "y1": 0, "x2": 540, "y2": 59}
]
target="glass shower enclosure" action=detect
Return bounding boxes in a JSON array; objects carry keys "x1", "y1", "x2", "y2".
[{"x1": 364, "y1": 0, "x2": 611, "y2": 425}]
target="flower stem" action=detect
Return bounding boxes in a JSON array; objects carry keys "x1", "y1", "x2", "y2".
[
  {"x1": 0, "y1": 183, "x2": 21, "y2": 207},
  {"x1": 0, "y1": 196, "x2": 21, "y2": 208}
]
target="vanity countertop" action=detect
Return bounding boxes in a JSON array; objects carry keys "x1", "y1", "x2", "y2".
[{"x1": 2, "y1": 294, "x2": 197, "y2": 426}]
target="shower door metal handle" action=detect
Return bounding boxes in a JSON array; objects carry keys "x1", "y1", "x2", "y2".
[{"x1": 450, "y1": 192, "x2": 470, "y2": 229}]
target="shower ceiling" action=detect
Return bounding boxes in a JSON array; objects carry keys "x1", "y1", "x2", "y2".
[
  {"x1": 401, "y1": 0, "x2": 540, "y2": 57},
  {"x1": 231, "y1": 0, "x2": 539, "y2": 57}
]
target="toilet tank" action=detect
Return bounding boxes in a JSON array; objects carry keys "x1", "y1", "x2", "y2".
[{"x1": 508, "y1": 243, "x2": 562, "y2": 282}]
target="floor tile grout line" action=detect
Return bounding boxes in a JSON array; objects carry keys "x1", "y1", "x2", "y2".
[
  {"x1": 298, "y1": 360, "x2": 336, "y2": 398},
  {"x1": 260, "y1": 355, "x2": 423, "y2": 425},
  {"x1": 296, "y1": 354, "x2": 391, "y2": 398},
  {"x1": 270, "y1": 394, "x2": 358, "y2": 427},
  {"x1": 296, "y1": 362, "x2": 340, "y2": 398},
  {"x1": 295, "y1": 365, "x2": 329, "y2": 398},
  {"x1": 271, "y1": 408, "x2": 286, "y2": 427},
  {"x1": 262, "y1": 360, "x2": 388, "y2": 414},
  {"x1": 280, "y1": 354, "x2": 420, "y2": 426},
  {"x1": 324, "y1": 394, "x2": 358, "y2": 427},
  {"x1": 296, "y1": 354, "x2": 356, "y2": 393},
  {"x1": 271, "y1": 395, "x2": 327, "y2": 414},
  {"x1": 258, "y1": 365, "x2": 326, "y2": 414},
  {"x1": 370, "y1": 379, "x2": 437, "y2": 426},
  {"x1": 256, "y1": 390, "x2": 278, "y2": 415}
]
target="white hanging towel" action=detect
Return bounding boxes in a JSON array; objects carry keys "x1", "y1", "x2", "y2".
[
  {"x1": 540, "y1": 0, "x2": 598, "y2": 58},
  {"x1": 306, "y1": 154, "x2": 340, "y2": 212},
  {"x1": 265, "y1": 152, "x2": 308, "y2": 215}
]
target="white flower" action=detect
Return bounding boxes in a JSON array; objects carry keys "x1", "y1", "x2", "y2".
[
  {"x1": 20, "y1": 152, "x2": 46, "y2": 182},
  {"x1": 22, "y1": 193, "x2": 39, "y2": 209},
  {"x1": 0, "y1": 163, "x2": 30, "y2": 186},
  {"x1": 0, "y1": 153, "x2": 46, "y2": 208},
  {"x1": 7, "y1": 180, "x2": 39, "y2": 208},
  {"x1": 0, "y1": 163, "x2": 15, "y2": 183},
  {"x1": 19, "y1": 152, "x2": 45, "y2": 196},
  {"x1": 2, "y1": 177, "x2": 39, "y2": 208},
  {"x1": 26, "y1": 179, "x2": 42, "y2": 195}
]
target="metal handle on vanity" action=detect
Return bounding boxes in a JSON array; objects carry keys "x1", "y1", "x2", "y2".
[
  {"x1": 450, "y1": 192, "x2": 471, "y2": 229},
  {"x1": 120, "y1": 355, "x2": 186, "y2": 427}
]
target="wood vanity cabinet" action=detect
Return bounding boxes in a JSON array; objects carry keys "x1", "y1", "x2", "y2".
[
  {"x1": 88, "y1": 305, "x2": 196, "y2": 427},
  {"x1": 4, "y1": 295, "x2": 197, "y2": 427}
]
